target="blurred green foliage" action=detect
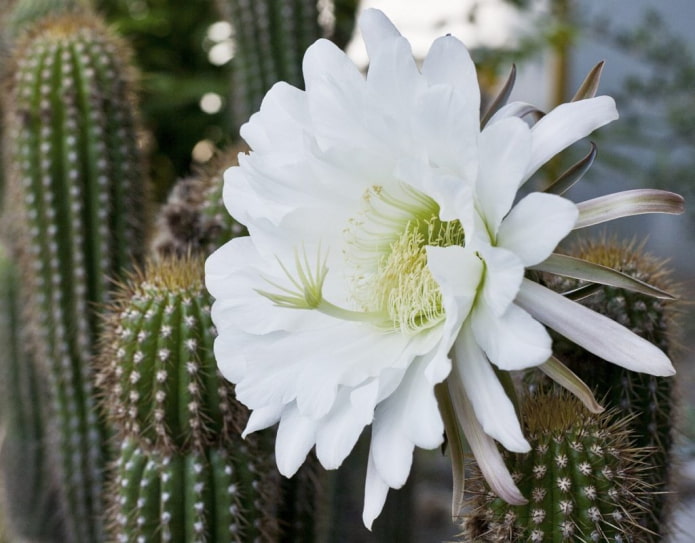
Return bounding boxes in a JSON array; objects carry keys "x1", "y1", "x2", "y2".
[{"x1": 95, "y1": 0, "x2": 232, "y2": 200}]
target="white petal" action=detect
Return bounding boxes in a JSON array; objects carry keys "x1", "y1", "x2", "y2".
[
  {"x1": 426, "y1": 245, "x2": 484, "y2": 381},
  {"x1": 240, "y1": 82, "x2": 308, "y2": 154},
  {"x1": 243, "y1": 404, "x2": 284, "y2": 437},
  {"x1": 496, "y1": 193, "x2": 578, "y2": 266},
  {"x1": 366, "y1": 33, "x2": 423, "y2": 118},
  {"x1": 359, "y1": 9, "x2": 401, "y2": 60},
  {"x1": 454, "y1": 324, "x2": 530, "y2": 453},
  {"x1": 516, "y1": 279, "x2": 675, "y2": 376},
  {"x1": 275, "y1": 403, "x2": 317, "y2": 477},
  {"x1": 426, "y1": 245, "x2": 483, "y2": 307},
  {"x1": 409, "y1": 84, "x2": 479, "y2": 183},
  {"x1": 448, "y1": 376, "x2": 527, "y2": 505},
  {"x1": 575, "y1": 189, "x2": 685, "y2": 229},
  {"x1": 477, "y1": 244, "x2": 524, "y2": 317},
  {"x1": 476, "y1": 117, "x2": 531, "y2": 234},
  {"x1": 422, "y1": 34, "x2": 479, "y2": 112},
  {"x1": 487, "y1": 100, "x2": 540, "y2": 125},
  {"x1": 370, "y1": 356, "x2": 445, "y2": 491},
  {"x1": 363, "y1": 450, "x2": 390, "y2": 530},
  {"x1": 525, "y1": 96, "x2": 618, "y2": 181},
  {"x1": 315, "y1": 381, "x2": 378, "y2": 469},
  {"x1": 302, "y1": 38, "x2": 363, "y2": 93},
  {"x1": 471, "y1": 302, "x2": 552, "y2": 371}
]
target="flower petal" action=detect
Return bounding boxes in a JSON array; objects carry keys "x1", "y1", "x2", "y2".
[
  {"x1": 370, "y1": 356, "x2": 445, "y2": 488},
  {"x1": 422, "y1": 34, "x2": 479, "y2": 110},
  {"x1": 516, "y1": 279, "x2": 676, "y2": 376},
  {"x1": 363, "y1": 450, "x2": 390, "y2": 530},
  {"x1": 477, "y1": 244, "x2": 524, "y2": 317},
  {"x1": 575, "y1": 189, "x2": 685, "y2": 229},
  {"x1": 243, "y1": 403, "x2": 284, "y2": 436},
  {"x1": 525, "y1": 96, "x2": 618, "y2": 181},
  {"x1": 359, "y1": 8, "x2": 402, "y2": 60},
  {"x1": 530, "y1": 253, "x2": 675, "y2": 299},
  {"x1": 476, "y1": 116, "x2": 531, "y2": 234},
  {"x1": 471, "y1": 302, "x2": 552, "y2": 371},
  {"x1": 315, "y1": 380, "x2": 378, "y2": 469},
  {"x1": 454, "y1": 324, "x2": 530, "y2": 453},
  {"x1": 496, "y1": 192, "x2": 578, "y2": 266},
  {"x1": 408, "y1": 84, "x2": 479, "y2": 186},
  {"x1": 539, "y1": 357, "x2": 604, "y2": 414},
  {"x1": 447, "y1": 366, "x2": 527, "y2": 505},
  {"x1": 275, "y1": 403, "x2": 317, "y2": 477}
]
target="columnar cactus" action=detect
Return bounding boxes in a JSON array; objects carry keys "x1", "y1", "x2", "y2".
[
  {"x1": 2, "y1": 12, "x2": 147, "y2": 541},
  {"x1": 0, "y1": 243, "x2": 63, "y2": 542},
  {"x1": 97, "y1": 255, "x2": 279, "y2": 542},
  {"x1": 543, "y1": 238, "x2": 678, "y2": 539},
  {"x1": 214, "y1": 0, "x2": 326, "y2": 130},
  {"x1": 108, "y1": 438, "x2": 275, "y2": 543},
  {"x1": 464, "y1": 392, "x2": 651, "y2": 542}
]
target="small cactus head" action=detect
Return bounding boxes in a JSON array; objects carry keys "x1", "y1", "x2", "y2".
[
  {"x1": 151, "y1": 144, "x2": 248, "y2": 257},
  {"x1": 463, "y1": 392, "x2": 653, "y2": 542},
  {"x1": 96, "y1": 254, "x2": 245, "y2": 452}
]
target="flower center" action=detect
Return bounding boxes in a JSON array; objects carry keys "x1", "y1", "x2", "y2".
[
  {"x1": 347, "y1": 184, "x2": 464, "y2": 334},
  {"x1": 256, "y1": 183, "x2": 464, "y2": 335}
]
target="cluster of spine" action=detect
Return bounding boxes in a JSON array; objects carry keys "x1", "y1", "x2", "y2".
[
  {"x1": 464, "y1": 393, "x2": 650, "y2": 542},
  {"x1": 0, "y1": 244, "x2": 63, "y2": 542},
  {"x1": 543, "y1": 238, "x2": 678, "y2": 539},
  {"x1": 2, "y1": 12, "x2": 147, "y2": 541},
  {"x1": 97, "y1": 255, "x2": 278, "y2": 542},
  {"x1": 151, "y1": 145, "x2": 247, "y2": 257},
  {"x1": 214, "y1": 0, "x2": 323, "y2": 130}
]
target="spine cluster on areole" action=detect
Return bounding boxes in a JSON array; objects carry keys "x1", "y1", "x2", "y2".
[{"x1": 3, "y1": 12, "x2": 147, "y2": 542}]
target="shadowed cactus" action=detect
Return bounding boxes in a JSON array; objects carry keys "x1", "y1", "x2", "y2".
[
  {"x1": 151, "y1": 145, "x2": 246, "y2": 258},
  {"x1": 0, "y1": 243, "x2": 64, "y2": 542},
  {"x1": 464, "y1": 392, "x2": 652, "y2": 542},
  {"x1": 542, "y1": 238, "x2": 679, "y2": 540},
  {"x1": 2, "y1": 11, "x2": 148, "y2": 541}
]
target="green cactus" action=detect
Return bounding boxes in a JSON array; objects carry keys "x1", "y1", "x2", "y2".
[
  {"x1": 214, "y1": 0, "x2": 323, "y2": 131},
  {"x1": 97, "y1": 255, "x2": 241, "y2": 452},
  {"x1": 97, "y1": 255, "x2": 286, "y2": 542},
  {"x1": 542, "y1": 238, "x2": 678, "y2": 540},
  {"x1": 108, "y1": 437, "x2": 278, "y2": 543},
  {"x1": 0, "y1": 243, "x2": 64, "y2": 542},
  {"x1": 2, "y1": 12, "x2": 148, "y2": 541},
  {"x1": 464, "y1": 392, "x2": 652, "y2": 542}
]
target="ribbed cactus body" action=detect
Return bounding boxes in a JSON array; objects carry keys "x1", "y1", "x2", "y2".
[
  {"x1": 110, "y1": 438, "x2": 275, "y2": 543},
  {"x1": 544, "y1": 239, "x2": 677, "y2": 539},
  {"x1": 3, "y1": 13, "x2": 147, "y2": 541},
  {"x1": 465, "y1": 394, "x2": 649, "y2": 542},
  {"x1": 98, "y1": 256, "x2": 281, "y2": 542},
  {"x1": 0, "y1": 244, "x2": 63, "y2": 542},
  {"x1": 215, "y1": 0, "x2": 322, "y2": 130},
  {"x1": 99, "y1": 257, "x2": 239, "y2": 451}
]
